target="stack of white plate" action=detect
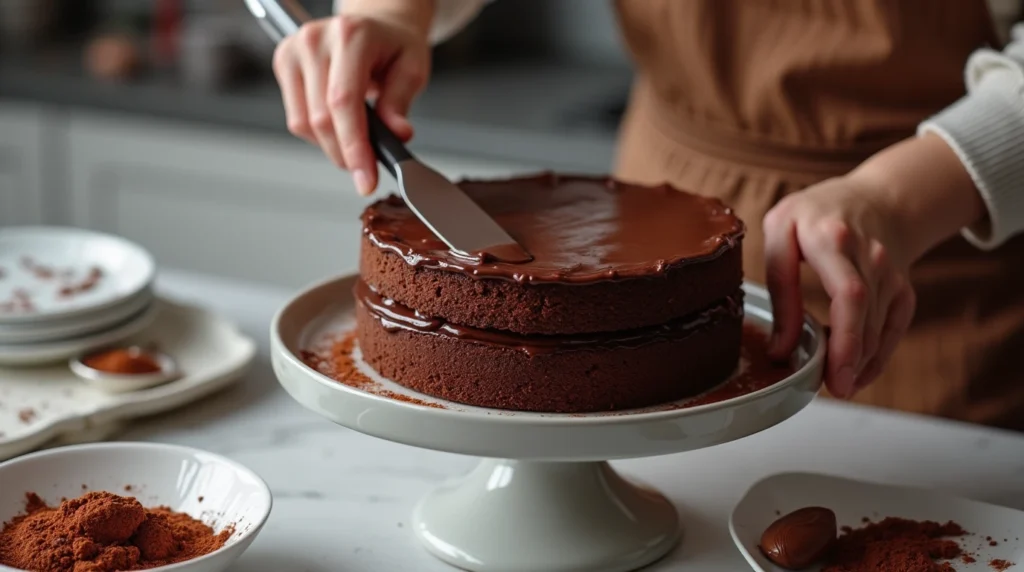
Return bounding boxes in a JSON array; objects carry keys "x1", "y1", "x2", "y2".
[{"x1": 0, "y1": 227, "x2": 158, "y2": 367}]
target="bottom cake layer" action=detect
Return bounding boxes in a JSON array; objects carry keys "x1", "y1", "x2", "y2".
[{"x1": 354, "y1": 281, "x2": 744, "y2": 413}]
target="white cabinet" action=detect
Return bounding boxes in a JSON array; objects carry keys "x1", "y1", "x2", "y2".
[
  {"x1": 0, "y1": 102, "x2": 46, "y2": 226},
  {"x1": 64, "y1": 111, "x2": 537, "y2": 288}
]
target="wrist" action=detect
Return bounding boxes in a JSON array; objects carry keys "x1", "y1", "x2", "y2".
[
  {"x1": 342, "y1": 0, "x2": 436, "y2": 38},
  {"x1": 848, "y1": 134, "x2": 986, "y2": 262}
]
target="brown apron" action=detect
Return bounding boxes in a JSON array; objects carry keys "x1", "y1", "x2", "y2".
[{"x1": 613, "y1": 0, "x2": 1024, "y2": 430}]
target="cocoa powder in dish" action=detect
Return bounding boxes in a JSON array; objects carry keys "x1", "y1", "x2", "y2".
[
  {"x1": 0, "y1": 491, "x2": 232, "y2": 571},
  {"x1": 820, "y1": 517, "x2": 966, "y2": 572},
  {"x1": 83, "y1": 348, "x2": 162, "y2": 375}
]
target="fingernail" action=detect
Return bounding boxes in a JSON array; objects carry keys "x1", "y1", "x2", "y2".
[
  {"x1": 834, "y1": 366, "x2": 857, "y2": 399},
  {"x1": 353, "y1": 169, "x2": 371, "y2": 196}
]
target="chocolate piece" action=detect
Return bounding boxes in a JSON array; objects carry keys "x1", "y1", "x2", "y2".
[
  {"x1": 759, "y1": 507, "x2": 838, "y2": 570},
  {"x1": 355, "y1": 280, "x2": 743, "y2": 412}
]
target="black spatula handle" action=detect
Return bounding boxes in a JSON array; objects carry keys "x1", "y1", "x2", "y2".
[{"x1": 365, "y1": 102, "x2": 414, "y2": 179}]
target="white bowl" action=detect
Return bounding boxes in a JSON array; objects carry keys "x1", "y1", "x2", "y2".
[{"x1": 0, "y1": 442, "x2": 272, "y2": 572}]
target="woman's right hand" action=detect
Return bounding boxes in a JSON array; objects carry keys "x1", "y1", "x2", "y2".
[{"x1": 273, "y1": 9, "x2": 433, "y2": 195}]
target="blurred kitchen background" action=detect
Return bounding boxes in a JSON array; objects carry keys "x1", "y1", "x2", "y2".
[{"x1": 0, "y1": 0, "x2": 633, "y2": 288}]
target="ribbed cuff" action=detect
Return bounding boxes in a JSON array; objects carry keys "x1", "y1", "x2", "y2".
[{"x1": 919, "y1": 77, "x2": 1024, "y2": 250}]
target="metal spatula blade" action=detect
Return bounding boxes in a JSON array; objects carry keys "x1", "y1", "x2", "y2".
[
  {"x1": 364, "y1": 108, "x2": 531, "y2": 263},
  {"x1": 245, "y1": 0, "x2": 532, "y2": 263}
]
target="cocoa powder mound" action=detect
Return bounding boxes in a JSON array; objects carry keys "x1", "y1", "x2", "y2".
[
  {"x1": 0, "y1": 491, "x2": 232, "y2": 572},
  {"x1": 821, "y1": 517, "x2": 966, "y2": 572}
]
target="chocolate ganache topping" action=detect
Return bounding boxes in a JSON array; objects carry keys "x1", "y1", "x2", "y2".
[
  {"x1": 362, "y1": 173, "x2": 745, "y2": 284},
  {"x1": 355, "y1": 280, "x2": 743, "y2": 356}
]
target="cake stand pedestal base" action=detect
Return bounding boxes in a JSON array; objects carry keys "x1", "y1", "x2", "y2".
[{"x1": 413, "y1": 459, "x2": 681, "y2": 572}]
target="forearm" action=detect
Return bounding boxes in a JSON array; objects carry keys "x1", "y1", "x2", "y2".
[
  {"x1": 851, "y1": 21, "x2": 1024, "y2": 261},
  {"x1": 911, "y1": 22, "x2": 1024, "y2": 251},
  {"x1": 341, "y1": 0, "x2": 437, "y2": 37},
  {"x1": 849, "y1": 134, "x2": 985, "y2": 263}
]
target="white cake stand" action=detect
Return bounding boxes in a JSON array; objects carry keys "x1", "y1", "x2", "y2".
[{"x1": 271, "y1": 275, "x2": 825, "y2": 572}]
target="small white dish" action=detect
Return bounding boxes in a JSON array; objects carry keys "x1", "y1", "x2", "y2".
[
  {"x1": 0, "y1": 442, "x2": 272, "y2": 572},
  {"x1": 0, "y1": 288, "x2": 154, "y2": 345},
  {"x1": 70, "y1": 346, "x2": 180, "y2": 393},
  {"x1": 0, "y1": 301, "x2": 159, "y2": 366},
  {"x1": 0, "y1": 298, "x2": 257, "y2": 460},
  {"x1": 730, "y1": 472, "x2": 1024, "y2": 572},
  {"x1": 0, "y1": 227, "x2": 156, "y2": 324}
]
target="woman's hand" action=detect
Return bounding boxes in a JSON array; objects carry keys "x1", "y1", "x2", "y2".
[
  {"x1": 273, "y1": 2, "x2": 434, "y2": 195},
  {"x1": 763, "y1": 133, "x2": 986, "y2": 398},
  {"x1": 763, "y1": 176, "x2": 916, "y2": 398}
]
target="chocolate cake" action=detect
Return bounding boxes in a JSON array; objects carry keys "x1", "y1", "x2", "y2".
[{"x1": 355, "y1": 173, "x2": 746, "y2": 413}]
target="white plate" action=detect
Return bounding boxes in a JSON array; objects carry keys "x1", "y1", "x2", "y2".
[
  {"x1": 730, "y1": 472, "x2": 1024, "y2": 572},
  {"x1": 0, "y1": 299, "x2": 257, "y2": 460},
  {"x1": 0, "y1": 300, "x2": 160, "y2": 366},
  {"x1": 0, "y1": 227, "x2": 156, "y2": 324},
  {"x1": 0, "y1": 442, "x2": 272, "y2": 572},
  {"x1": 272, "y1": 275, "x2": 826, "y2": 461},
  {"x1": 0, "y1": 288, "x2": 154, "y2": 344}
]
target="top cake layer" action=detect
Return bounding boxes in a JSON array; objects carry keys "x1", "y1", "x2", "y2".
[
  {"x1": 360, "y1": 174, "x2": 745, "y2": 335},
  {"x1": 362, "y1": 173, "x2": 744, "y2": 284}
]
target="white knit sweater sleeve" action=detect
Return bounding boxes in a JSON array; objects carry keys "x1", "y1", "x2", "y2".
[
  {"x1": 919, "y1": 23, "x2": 1024, "y2": 249},
  {"x1": 333, "y1": 0, "x2": 487, "y2": 44}
]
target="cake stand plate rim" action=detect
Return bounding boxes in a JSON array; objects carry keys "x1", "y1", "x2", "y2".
[{"x1": 270, "y1": 273, "x2": 825, "y2": 460}]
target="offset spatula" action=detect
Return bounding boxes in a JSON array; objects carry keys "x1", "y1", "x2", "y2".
[{"x1": 245, "y1": 0, "x2": 532, "y2": 263}]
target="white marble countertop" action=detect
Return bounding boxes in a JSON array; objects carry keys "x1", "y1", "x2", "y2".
[{"x1": 124, "y1": 269, "x2": 1024, "y2": 571}]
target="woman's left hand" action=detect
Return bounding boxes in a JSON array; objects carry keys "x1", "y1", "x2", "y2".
[
  {"x1": 762, "y1": 175, "x2": 917, "y2": 398},
  {"x1": 763, "y1": 133, "x2": 987, "y2": 399}
]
